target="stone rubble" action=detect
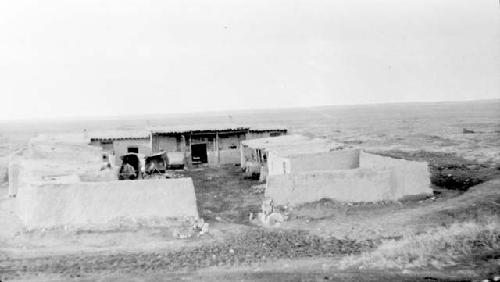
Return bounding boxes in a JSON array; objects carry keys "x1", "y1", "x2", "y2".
[
  {"x1": 172, "y1": 218, "x2": 209, "y2": 239},
  {"x1": 256, "y1": 198, "x2": 289, "y2": 227}
]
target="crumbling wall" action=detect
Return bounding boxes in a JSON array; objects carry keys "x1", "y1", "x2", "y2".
[
  {"x1": 289, "y1": 149, "x2": 360, "y2": 173},
  {"x1": 16, "y1": 178, "x2": 199, "y2": 229},
  {"x1": 266, "y1": 169, "x2": 395, "y2": 205}
]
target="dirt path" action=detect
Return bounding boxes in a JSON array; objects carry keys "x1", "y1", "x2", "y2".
[{"x1": 0, "y1": 229, "x2": 373, "y2": 280}]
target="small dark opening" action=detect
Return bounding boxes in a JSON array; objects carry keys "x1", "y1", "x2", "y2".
[
  {"x1": 191, "y1": 144, "x2": 208, "y2": 164},
  {"x1": 127, "y1": 146, "x2": 139, "y2": 153}
]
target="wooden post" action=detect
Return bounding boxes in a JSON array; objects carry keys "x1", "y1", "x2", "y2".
[
  {"x1": 215, "y1": 132, "x2": 220, "y2": 165},
  {"x1": 181, "y1": 134, "x2": 186, "y2": 166}
]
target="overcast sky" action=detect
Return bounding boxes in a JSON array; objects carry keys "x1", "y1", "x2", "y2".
[{"x1": 0, "y1": 0, "x2": 498, "y2": 120}]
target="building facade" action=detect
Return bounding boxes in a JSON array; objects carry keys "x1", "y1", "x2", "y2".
[
  {"x1": 89, "y1": 126, "x2": 287, "y2": 167},
  {"x1": 150, "y1": 126, "x2": 287, "y2": 166}
]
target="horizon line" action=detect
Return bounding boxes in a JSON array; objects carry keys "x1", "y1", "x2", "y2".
[{"x1": 1, "y1": 97, "x2": 499, "y2": 124}]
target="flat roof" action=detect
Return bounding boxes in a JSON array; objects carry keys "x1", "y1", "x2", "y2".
[
  {"x1": 88, "y1": 130, "x2": 150, "y2": 141},
  {"x1": 248, "y1": 125, "x2": 288, "y2": 132},
  {"x1": 88, "y1": 125, "x2": 288, "y2": 139},
  {"x1": 150, "y1": 124, "x2": 287, "y2": 135}
]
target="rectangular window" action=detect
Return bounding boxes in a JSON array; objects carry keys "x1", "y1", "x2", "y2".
[{"x1": 127, "y1": 146, "x2": 139, "y2": 153}]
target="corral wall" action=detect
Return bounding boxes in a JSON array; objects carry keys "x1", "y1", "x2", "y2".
[
  {"x1": 266, "y1": 152, "x2": 432, "y2": 205},
  {"x1": 29, "y1": 140, "x2": 102, "y2": 163},
  {"x1": 267, "y1": 150, "x2": 360, "y2": 177},
  {"x1": 266, "y1": 169, "x2": 396, "y2": 205},
  {"x1": 267, "y1": 152, "x2": 291, "y2": 176},
  {"x1": 16, "y1": 178, "x2": 198, "y2": 229},
  {"x1": 289, "y1": 149, "x2": 360, "y2": 173},
  {"x1": 359, "y1": 152, "x2": 432, "y2": 198}
]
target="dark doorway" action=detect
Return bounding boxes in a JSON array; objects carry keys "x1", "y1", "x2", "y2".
[
  {"x1": 119, "y1": 153, "x2": 140, "y2": 180},
  {"x1": 127, "y1": 146, "x2": 139, "y2": 153},
  {"x1": 191, "y1": 144, "x2": 208, "y2": 164}
]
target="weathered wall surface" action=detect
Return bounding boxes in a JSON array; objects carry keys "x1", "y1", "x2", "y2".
[
  {"x1": 219, "y1": 149, "x2": 241, "y2": 165},
  {"x1": 266, "y1": 169, "x2": 395, "y2": 205},
  {"x1": 16, "y1": 178, "x2": 198, "y2": 229},
  {"x1": 267, "y1": 152, "x2": 291, "y2": 176},
  {"x1": 218, "y1": 134, "x2": 245, "y2": 150},
  {"x1": 289, "y1": 149, "x2": 360, "y2": 173},
  {"x1": 153, "y1": 136, "x2": 179, "y2": 153},
  {"x1": 360, "y1": 152, "x2": 432, "y2": 198},
  {"x1": 167, "y1": 152, "x2": 185, "y2": 166},
  {"x1": 112, "y1": 139, "x2": 151, "y2": 164}
]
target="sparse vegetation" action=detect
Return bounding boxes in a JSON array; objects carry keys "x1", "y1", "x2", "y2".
[
  {"x1": 374, "y1": 150, "x2": 500, "y2": 190},
  {"x1": 339, "y1": 220, "x2": 500, "y2": 271}
]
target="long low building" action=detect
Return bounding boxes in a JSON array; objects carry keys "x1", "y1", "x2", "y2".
[{"x1": 89, "y1": 124, "x2": 287, "y2": 167}]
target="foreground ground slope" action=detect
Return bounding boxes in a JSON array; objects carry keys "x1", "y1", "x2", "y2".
[
  {"x1": 1, "y1": 165, "x2": 499, "y2": 281},
  {"x1": 0, "y1": 100, "x2": 499, "y2": 280}
]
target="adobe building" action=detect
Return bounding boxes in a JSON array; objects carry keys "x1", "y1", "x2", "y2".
[
  {"x1": 89, "y1": 125, "x2": 287, "y2": 168},
  {"x1": 150, "y1": 124, "x2": 287, "y2": 167},
  {"x1": 89, "y1": 130, "x2": 151, "y2": 166}
]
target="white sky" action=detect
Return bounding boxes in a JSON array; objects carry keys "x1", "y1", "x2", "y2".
[{"x1": 0, "y1": 0, "x2": 499, "y2": 120}]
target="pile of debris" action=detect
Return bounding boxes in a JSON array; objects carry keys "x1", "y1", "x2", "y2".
[
  {"x1": 251, "y1": 183, "x2": 266, "y2": 194},
  {"x1": 252, "y1": 198, "x2": 289, "y2": 227},
  {"x1": 172, "y1": 218, "x2": 209, "y2": 239}
]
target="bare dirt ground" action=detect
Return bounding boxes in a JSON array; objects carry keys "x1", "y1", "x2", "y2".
[
  {"x1": 1, "y1": 164, "x2": 499, "y2": 281},
  {"x1": 0, "y1": 100, "x2": 499, "y2": 281}
]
